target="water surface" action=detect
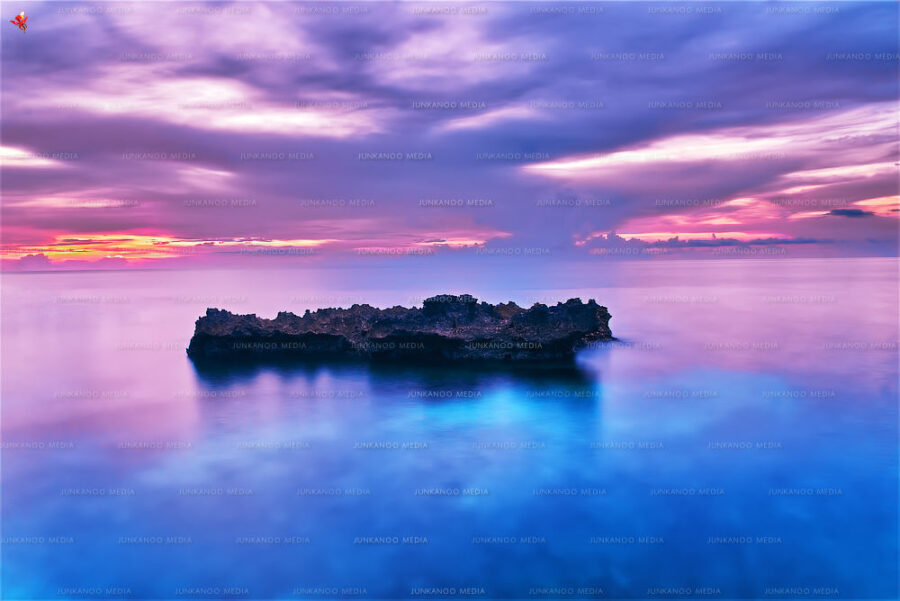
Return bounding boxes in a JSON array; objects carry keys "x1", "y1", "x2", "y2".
[{"x1": 2, "y1": 258, "x2": 897, "y2": 599}]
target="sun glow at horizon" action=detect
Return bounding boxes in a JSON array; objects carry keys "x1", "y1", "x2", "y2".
[{"x1": 1, "y1": 234, "x2": 339, "y2": 262}]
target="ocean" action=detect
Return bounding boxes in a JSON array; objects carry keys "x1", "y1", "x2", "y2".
[{"x1": 1, "y1": 257, "x2": 897, "y2": 598}]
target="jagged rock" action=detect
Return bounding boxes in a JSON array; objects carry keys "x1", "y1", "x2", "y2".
[{"x1": 186, "y1": 294, "x2": 613, "y2": 363}]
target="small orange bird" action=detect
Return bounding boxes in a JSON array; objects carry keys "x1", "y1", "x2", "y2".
[{"x1": 10, "y1": 11, "x2": 27, "y2": 32}]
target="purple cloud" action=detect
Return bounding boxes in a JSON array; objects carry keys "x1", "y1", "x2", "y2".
[{"x1": 1, "y1": 1, "x2": 897, "y2": 268}]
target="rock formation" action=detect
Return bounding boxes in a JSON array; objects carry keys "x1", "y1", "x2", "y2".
[{"x1": 187, "y1": 294, "x2": 612, "y2": 363}]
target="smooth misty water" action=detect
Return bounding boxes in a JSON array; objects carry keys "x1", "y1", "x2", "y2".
[{"x1": 1, "y1": 258, "x2": 897, "y2": 599}]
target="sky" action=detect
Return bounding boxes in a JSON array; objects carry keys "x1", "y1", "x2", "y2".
[{"x1": 1, "y1": 0, "x2": 898, "y2": 270}]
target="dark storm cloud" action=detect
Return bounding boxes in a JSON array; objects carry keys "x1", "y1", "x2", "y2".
[{"x1": 829, "y1": 209, "x2": 875, "y2": 218}]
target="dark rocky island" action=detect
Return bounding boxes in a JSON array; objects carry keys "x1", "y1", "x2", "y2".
[{"x1": 187, "y1": 294, "x2": 613, "y2": 363}]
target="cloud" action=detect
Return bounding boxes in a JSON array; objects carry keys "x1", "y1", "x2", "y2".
[
  {"x1": 587, "y1": 231, "x2": 826, "y2": 249},
  {"x1": 828, "y1": 208, "x2": 875, "y2": 218},
  {"x1": 1, "y1": 1, "x2": 897, "y2": 268},
  {"x1": 0, "y1": 146, "x2": 71, "y2": 168}
]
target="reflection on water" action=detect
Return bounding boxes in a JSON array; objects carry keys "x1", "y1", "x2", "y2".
[
  {"x1": 190, "y1": 355, "x2": 598, "y2": 393},
  {"x1": 1, "y1": 258, "x2": 897, "y2": 599}
]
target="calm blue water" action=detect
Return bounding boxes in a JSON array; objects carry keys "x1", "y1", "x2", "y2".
[{"x1": 1, "y1": 258, "x2": 897, "y2": 599}]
